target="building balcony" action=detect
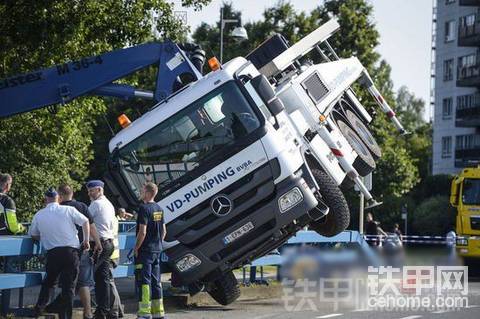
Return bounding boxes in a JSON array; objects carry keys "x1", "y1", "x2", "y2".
[
  {"x1": 458, "y1": 22, "x2": 480, "y2": 47},
  {"x1": 459, "y1": 0, "x2": 480, "y2": 6},
  {"x1": 456, "y1": 148, "x2": 480, "y2": 167},
  {"x1": 455, "y1": 134, "x2": 480, "y2": 167},
  {"x1": 456, "y1": 104, "x2": 480, "y2": 127},
  {"x1": 457, "y1": 64, "x2": 480, "y2": 87}
]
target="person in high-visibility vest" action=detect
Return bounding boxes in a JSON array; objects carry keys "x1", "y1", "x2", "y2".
[
  {"x1": 134, "y1": 182, "x2": 167, "y2": 319},
  {"x1": 0, "y1": 173, "x2": 27, "y2": 276},
  {"x1": 0, "y1": 173, "x2": 25, "y2": 236}
]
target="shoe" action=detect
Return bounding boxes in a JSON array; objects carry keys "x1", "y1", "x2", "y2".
[
  {"x1": 45, "y1": 302, "x2": 62, "y2": 314},
  {"x1": 94, "y1": 313, "x2": 107, "y2": 319},
  {"x1": 33, "y1": 305, "x2": 45, "y2": 318}
]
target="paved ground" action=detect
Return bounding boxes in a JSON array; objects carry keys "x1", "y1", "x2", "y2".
[
  {"x1": 7, "y1": 277, "x2": 480, "y2": 319},
  {"x1": 149, "y1": 283, "x2": 480, "y2": 319},
  {"x1": 5, "y1": 247, "x2": 480, "y2": 319}
]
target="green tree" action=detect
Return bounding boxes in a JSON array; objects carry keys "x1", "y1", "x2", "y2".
[
  {"x1": 396, "y1": 86, "x2": 427, "y2": 132},
  {"x1": 0, "y1": 0, "x2": 210, "y2": 221},
  {"x1": 411, "y1": 196, "x2": 456, "y2": 236}
]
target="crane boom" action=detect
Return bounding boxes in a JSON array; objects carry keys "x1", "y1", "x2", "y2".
[{"x1": 0, "y1": 41, "x2": 204, "y2": 118}]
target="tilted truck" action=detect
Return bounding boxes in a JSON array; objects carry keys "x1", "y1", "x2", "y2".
[
  {"x1": 450, "y1": 166, "x2": 480, "y2": 274},
  {"x1": 0, "y1": 19, "x2": 405, "y2": 305}
]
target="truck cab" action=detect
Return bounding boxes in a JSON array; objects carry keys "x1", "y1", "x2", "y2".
[
  {"x1": 106, "y1": 56, "x2": 322, "y2": 295},
  {"x1": 450, "y1": 166, "x2": 480, "y2": 263}
]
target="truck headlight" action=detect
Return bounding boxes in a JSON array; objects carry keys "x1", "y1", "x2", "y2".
[
  {"x1": 176, "y1": 254, "x2": 201, "y2": 272},
  {"x1": 456, "y1": 237, "x2": 468, "y2": 246},
  {"x1": 278, "y1": 187, "x2": 303, "y2": 213}
]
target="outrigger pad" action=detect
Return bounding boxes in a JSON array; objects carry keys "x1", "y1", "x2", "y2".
[{"x1": 365, "y1": 200, "x2": 383, "y2": 210}]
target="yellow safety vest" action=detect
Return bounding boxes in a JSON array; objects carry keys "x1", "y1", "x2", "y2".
[{"x1": 0, "y1": 193, "x2": 26, "y2": 235}]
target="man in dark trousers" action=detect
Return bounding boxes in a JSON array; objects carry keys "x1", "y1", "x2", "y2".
[
  {"x1": 56, "y1": 184, "x2": 102, "y2": 319},
  {"x1": 365, "y1": 212, "x2": 387, "y2": 246},
  {"x1": 86, "y1": 180, "x2": 116, "y2": 319},
  {"x1": 29, "y1": 188, "x2": 90, "y2": 319},
  {"x1": 134, "y1": 182, "x2": 167, "y2": 319}
]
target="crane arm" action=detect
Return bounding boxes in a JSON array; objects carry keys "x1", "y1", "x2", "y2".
[{"x1": 0, "y1": 41, "x2": 204, "y2": 118}]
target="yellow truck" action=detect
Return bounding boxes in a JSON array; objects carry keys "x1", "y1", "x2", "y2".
[{"x1": 450, "y1": 166, "x2": 480, "y2": 272}]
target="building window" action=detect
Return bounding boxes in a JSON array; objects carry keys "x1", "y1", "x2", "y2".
[
  {"x1": 442, "y1": 97, "x2": 453, "y2": 119},
  {"x1": 456, "y1": 134, "x2": 480, "y2": 150},
  {"x1": 459, "y1": 53, "x2": 477, "y2": 68},
  {"x1": 443, "y1": 59, "x2": 454, "y2": 81},
  {"x1": 459, "y1": 14, "x2": 477, "y2": 39},
  {"x1": 461, "y1": 14, "x2": 476, "y2": 28},
  {"x1": 445, "y1": 20, "x2": 456, "y2": 42},
  {"x1": 446, "y1": 0, "x2": 455, "y2": 4},
  {"x1": 457, "y1": 93, "x2": 480, "y2": 110},
  {"x1": 458, "y1": 53, "x2": 479, "y2": 80},
  {"x1": 442, "y1": 136, "x2": 452, "y2": 158}
]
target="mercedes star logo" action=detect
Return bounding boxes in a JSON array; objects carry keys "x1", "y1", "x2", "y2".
[{"x1": 211, "y1": 194, "x2": 233, "y2": 217}]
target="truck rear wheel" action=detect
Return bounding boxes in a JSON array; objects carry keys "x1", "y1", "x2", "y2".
[
  {"x1": 345, "y1": 110, "x2": 382, "y2": 159},
  {"x1": 309, "y1": 168, "x2": 350, "y2": 237},
  {"x1": 336, "y1": 120, "x2": 375, "y2": 176},
  {"x1": 207, "y1": 270, "x2": 241, "y2": 305}
]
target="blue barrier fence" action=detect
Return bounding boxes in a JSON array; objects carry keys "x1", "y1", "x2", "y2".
[{"x1": 0, "y1": 227, "x2": 370, "y2": 314}]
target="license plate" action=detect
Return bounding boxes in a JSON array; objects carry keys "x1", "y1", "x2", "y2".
[{"x1": 223, "y1": 222, "x2": 254, "y2": 244}]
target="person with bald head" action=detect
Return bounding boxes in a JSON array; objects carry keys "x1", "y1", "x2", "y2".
[
  {"x1": 29, "y1": 187, "x2": 90, "y2": 319},
  {"x1": 86, "y1": 180, "x2": 116, "y2": 319}
]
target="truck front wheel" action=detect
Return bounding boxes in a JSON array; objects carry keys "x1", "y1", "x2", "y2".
[
  {"x1": 206, "y1": 270, "x2": 241, "y2": 305},
  {"x1": 309, "y1": 168, "x2": 350, "y2": 237}
]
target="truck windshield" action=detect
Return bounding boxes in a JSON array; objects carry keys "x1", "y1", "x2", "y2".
[
  {"x1": 462, "y1": 179, "x2": 480, "y2": 205},
  {"x1": 116, "y1": 81, "x2": 261, "y2": 199}
]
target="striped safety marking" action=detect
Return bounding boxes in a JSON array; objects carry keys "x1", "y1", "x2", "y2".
[
  {"x1": 330, "y1": 148, "x2": 344, "y2": 157},
  {"x1": 376, "y1": 95, "x2": 384, "y2": 104},
  {"x1": 386, "y1": 110, "x2": 396, "y2": 118}
]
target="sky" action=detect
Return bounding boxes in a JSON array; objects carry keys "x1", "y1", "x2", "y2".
[{"x1": 173, "y1": 0, "x2": 433, "y2": 117}]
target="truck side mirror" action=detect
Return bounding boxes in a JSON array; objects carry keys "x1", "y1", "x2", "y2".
[
  {"x1": 267, "y1": 97, "x2": 285, "y2": 116},
  {"x1": 250, "y1": 75, "x2": 275, "y2": 105},
  {"x1": 450, "y1": 177, "x2": 460, "y2": 207}
]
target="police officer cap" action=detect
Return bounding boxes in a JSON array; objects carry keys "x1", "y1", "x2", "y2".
[
  {"x1": 86, "y1": 180, "x2": 104, "y2": 189},
  {"x1": 45, "y1": 187, "x2": 58, "y2": 198}
]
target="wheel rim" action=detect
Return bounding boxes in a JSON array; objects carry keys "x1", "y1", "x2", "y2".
[{"x1": 346, "y1": 128, "x2": 370, "y2": 157}]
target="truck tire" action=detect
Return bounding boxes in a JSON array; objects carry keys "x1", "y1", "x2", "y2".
[
  {"x1": 309, "y1": 168, "x2": 350, "y2": 237},
  {"x1": 207, "y1": 270, "x2": 241, "y2": 305},
  {"x1": 345, "y1": 110, "x2": 382, "y2": 159},
  {"x1": 336, "y1": 120, "x2": 375, "y2": 176}
]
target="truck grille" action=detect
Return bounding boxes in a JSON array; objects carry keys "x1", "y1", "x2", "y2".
[
  {"x1": 471, "y1": 216, "x2": 480, "y2": 230},
  {"x1": 166, "y1": 162, "x2": 276, "y2": 246}
]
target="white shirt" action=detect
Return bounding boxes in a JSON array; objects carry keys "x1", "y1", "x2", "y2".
[
  {"x1": 29, "y1": 202, "x2": 88, "y2": 250},
  {"x1": 88, "y1": 195, "x2": 115, "y2": 240}
]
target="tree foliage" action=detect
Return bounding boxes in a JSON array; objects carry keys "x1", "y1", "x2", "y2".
[
  {"x1": 0, "y1": 0, "x2": 210, "y2": 220},
  {"x1": 410, "y1": 196, "x2": 456, "y2": 236}
]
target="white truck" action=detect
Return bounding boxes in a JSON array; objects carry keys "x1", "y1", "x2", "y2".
[{"x1": 0, "y1": 19, "x2": 405, "y2": 305}]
